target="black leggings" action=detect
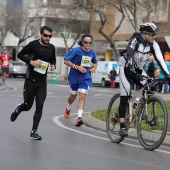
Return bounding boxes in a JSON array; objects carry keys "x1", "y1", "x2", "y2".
[
  {"x1": 119, "y1": 96, "x2": 129, "y2": 118},
  {"x1": 19, "y1": 79, "x2": 47, "y2": 130}
]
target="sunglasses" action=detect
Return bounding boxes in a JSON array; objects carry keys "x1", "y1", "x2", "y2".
[
  {"x1": 147, "y1": 32, "x2": 156, "y2": 37},
  {"x1": 42, "y1": 34, "x2": 52, "y2": 38},
  {"x1": 83, "y1": 41, "x2": 92, "y2": 44}
]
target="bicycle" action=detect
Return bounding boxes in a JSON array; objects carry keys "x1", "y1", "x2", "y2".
[{"x1": 106, "y1": 76, "x2": 168, "y2": 151}]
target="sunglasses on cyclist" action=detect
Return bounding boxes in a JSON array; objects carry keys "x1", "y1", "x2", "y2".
[
  {"x1": 42, "y1": 34, "x2": 52, "y2": 38},
  {"x1": 147, "y1": 32, "x2": 156, "y2": 37},
  {"x1": 83, "y1": 41, "x2": 92, "y2": 44}
]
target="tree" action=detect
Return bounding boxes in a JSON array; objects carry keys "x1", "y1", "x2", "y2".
[
  {"x1": 6, "y1": 10, "x2": 36, "y2": 59},
  {"x1": 68, "y1": 0, "x2": 126, "y2": 59},
  {"x1": 0, "y1": 8, "x2": 9, "y2": 52},
  {"x1": 42, "y1": 1, "x2": 91, "y2": 79}
]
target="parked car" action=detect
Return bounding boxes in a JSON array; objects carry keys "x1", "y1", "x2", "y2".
[{"x1": 0, "y1": 61, "x2": 27, "y2": 78}]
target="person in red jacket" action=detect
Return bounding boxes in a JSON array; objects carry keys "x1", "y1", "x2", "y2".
[{"x1": 0, "y1": 49, "x2": 12, "y2": 86}]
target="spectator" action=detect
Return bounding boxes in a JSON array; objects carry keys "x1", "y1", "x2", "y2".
[
  {"x1": 143, "y1": 54, "x2": 160, "y2": 91},
  {"x1": 109, "y1": 67, "x2": 117, "y2": 88}
]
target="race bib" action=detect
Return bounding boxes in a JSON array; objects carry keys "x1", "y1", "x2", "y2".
[
  {"x1": 81, "y1": 56, "x2": 91, "y2": 67},
  {"x1": 34, "y1": 60, "x2": 49, "y2": 74},
  {"x1": 4, "y1": 61, "x2": 9, "y2": 66}
]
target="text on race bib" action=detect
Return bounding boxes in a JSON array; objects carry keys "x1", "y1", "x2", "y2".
[
  {"x1": 81, "y1": 56, "x2": 91, "y2": 67},
  {"x1": 4, "y1": 61, "x2": 9, "y2": 65},
  {"x1": 34, "y1": 60, "x2": 49, "y2": 74}
]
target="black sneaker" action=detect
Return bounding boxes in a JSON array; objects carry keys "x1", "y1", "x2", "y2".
[
  {"x1": 30, "y1": 130, "x2": 42, "y2": 140},
  {"x1": 75, "y1": 117, "x2": 83, "y2": 127},
  {"x1": 119, "y1": 128, "x2": 128, "y2": 137},
  {"x1": 10, "y1": 104, "x2": 21, "y2": 122}
]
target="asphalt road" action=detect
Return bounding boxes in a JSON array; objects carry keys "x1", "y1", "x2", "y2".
[{"x1": 0, "y1": 78, "x2": 170, "y2": 170}]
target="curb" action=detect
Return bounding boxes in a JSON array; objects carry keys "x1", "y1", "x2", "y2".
[{"x1": 82, "y1": 113, "x2": 170, "y2": 148}]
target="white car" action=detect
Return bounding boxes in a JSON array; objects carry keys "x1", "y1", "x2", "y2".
[{"x1": 92, "y1": 61, "x2": 119, "y2": 87}]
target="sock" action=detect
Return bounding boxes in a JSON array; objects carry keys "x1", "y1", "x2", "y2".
[
  {"x1": 67, "y1": 102, "x2": 72, "y2": 110},
  {"x1": 78, "y1": 110, "x2": 83, "y2": 118},
  {"x1": 120, "y1": 122, "x2": 125, "y2": 129}
]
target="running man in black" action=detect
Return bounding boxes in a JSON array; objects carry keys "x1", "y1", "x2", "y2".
[
  {"x1": 118, "y1": 22, "x2": 170, "y2": 137},
  {"x1": 10, "y1": 26, "x2": 56, "y2": 140}
]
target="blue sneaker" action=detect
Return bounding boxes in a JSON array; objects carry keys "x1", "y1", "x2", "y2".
[
  {"x1": 30, "y1": 130, "x2": 42, "y2": 140},
  {"x1": 10, "y1": 104, "x2": 21, "y2": 122}
]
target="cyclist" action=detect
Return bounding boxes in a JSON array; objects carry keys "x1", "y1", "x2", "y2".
[{"x1": 118, "y1": 22, "x2": 170, "y2": 137}]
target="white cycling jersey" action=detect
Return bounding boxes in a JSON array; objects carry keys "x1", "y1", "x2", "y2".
[
  {"x1": 118, "y1": 33, "x2": 169, "y2": 75},
  {"x1": 118, "y1": 33, "x2": 169, "y2": 96}
]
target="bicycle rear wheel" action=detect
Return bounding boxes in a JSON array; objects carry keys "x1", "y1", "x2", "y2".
[
  {"x1": 106, "y1": 93, "x2": 128, "y2": 143},
  {"x1": 137, "y1": 96, "x2": 168, "y2": 151}
]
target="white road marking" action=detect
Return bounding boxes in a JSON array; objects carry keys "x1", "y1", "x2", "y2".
[{"x1": 53, "y1": 113, "x2": 170, "y2": 155}]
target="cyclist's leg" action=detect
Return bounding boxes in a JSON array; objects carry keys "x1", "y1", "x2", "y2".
[{"x1": 118, "y1": 66, "x2": 131, "y2": 137}]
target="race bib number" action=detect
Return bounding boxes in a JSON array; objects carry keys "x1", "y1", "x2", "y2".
[
  {"x1": 34, "y1": 60, "x2": 49, "y2": 74},
  {"x1": 81, "y1": 56, "x2": 91, "y2": 67},
  {"x1": 4, "y1": 61, "x2": 9, "y2": 66}
]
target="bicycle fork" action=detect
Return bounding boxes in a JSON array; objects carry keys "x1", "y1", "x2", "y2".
[{"x1": 143, "y1": 90, "x2": 157, "y2": 126}]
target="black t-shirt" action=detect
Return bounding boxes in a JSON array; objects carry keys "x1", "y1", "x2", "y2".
[{"x1": 18, "y1": 40, "x2": 56, "y2": 83}]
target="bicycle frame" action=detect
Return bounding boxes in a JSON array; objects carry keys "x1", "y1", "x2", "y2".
[{"x1": 128, "y1": 76, "x2": 156, "y2": 125}]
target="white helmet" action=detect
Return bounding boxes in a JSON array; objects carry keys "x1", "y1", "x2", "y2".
[{"x1": 139, "y1": 22, "x2": 159, "y2": 33}]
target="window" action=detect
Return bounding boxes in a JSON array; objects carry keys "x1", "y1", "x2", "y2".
[
  {"x1": 14, "y1": 0, "x2": 22, "y2": 7},
  {"x1": 150, "y1": 0, "x2": 169, "y2": 22},
  {"x1": 48, "y1": 0, "x2": 61, "y2": 6},
  {"x1": 73, "y1": 0, "x2": 91, "y2": 5}
]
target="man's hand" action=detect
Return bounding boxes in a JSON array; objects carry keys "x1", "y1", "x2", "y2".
[
  {"x1": 129, "y1": 69, "x2": 142, "y2": 81},
  {"x1": 129, "y1": 69, "x2": 137, "y2": 79},
  {"x1": 90, "y1": 68, "x2": 96, "y2": 73},
  {"x1": 78, "y1": 65, "x2": 87, "y2": 73},
  {"x1": 30, "y1": 59, "x2": 42, "y2": 67},
  {"x1": 50, "y1": 65, "x2": 55, "y2": 72}
]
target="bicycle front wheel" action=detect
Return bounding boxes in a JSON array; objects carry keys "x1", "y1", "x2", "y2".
[
  {"x1": 137, "y1": 96, "x2": 168, "y2": 151},
  {"x1": 106, "y1": 93, "x2": 126, "y2": 143}
]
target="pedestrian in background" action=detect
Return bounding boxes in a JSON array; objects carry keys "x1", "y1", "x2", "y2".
[
  {"x1": 0, "y1": 49, "x2": 12, "y2": 86},
  {"x1": 109, "y1": 67, "x2": 117, "y2": 88},
  {"x1": 143, "y1": 54, "x2": 160, "y2": 91},
  {"x1": 64, "y1": 34, "x2": 98, "y2": 126},
  {"x1": 10, "y1": 26, "x2": 56, "y2": 140}
]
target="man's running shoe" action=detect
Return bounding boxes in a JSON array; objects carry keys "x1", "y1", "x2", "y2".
[
  {"x1": 30, "y1": 130, "x2": 42, "y2": 140},
  {"x1": 64, "y1": 108, "x2": 71, "y2": 119},
  {"x1": 10, "y1": 104, "x2": 21, "y2": 122},
  {"x1": 75, "y1": 117, "x2": 83, "y2": 127},
  {"x1": 119, "y1": 128, "x2": 128, "y2": 137}
]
